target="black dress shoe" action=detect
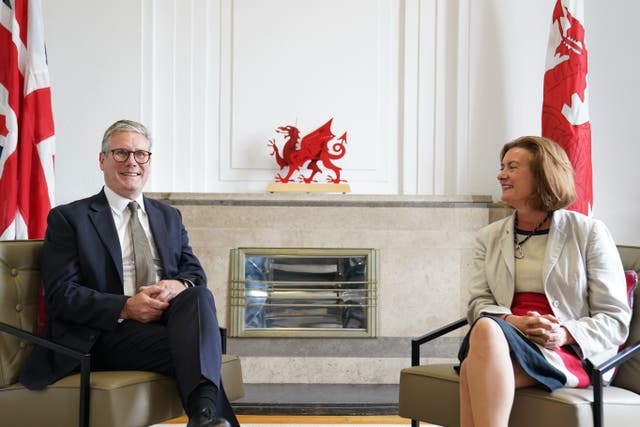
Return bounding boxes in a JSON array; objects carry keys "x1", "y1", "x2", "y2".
[
  {"x1": 212, "y1": 418, "x2": 232, "y2": 427},
  {"x1": 187, "y1": 407, "x2": 228, "y2": 427}
]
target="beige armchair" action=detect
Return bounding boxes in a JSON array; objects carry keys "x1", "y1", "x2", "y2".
[
  {"x1": 0, "y1": 239, "x2": 244, "y2": 427},
  {"x1": 399, "y1": 245, "x2": 640, "y2": 427}
]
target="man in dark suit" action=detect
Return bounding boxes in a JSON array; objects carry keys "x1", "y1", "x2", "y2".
[{"x1": 20, "y1": 119, "x2": 238, "y2": 427}]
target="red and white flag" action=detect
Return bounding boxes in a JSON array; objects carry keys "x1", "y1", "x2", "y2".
[
  {"x1": 0, "y1": 0, "x2": 55, "y2": 240},
  {"x1": 542, "y1": 0, "x2": 591, "y2": 215}
]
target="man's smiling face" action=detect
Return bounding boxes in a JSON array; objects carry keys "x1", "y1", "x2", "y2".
[{"x1": 99, "y1": 131, "x2": 151, "y2": 200}]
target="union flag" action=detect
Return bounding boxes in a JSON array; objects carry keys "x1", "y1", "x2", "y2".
[
  {"x1": 0, "y1": 0, "x2": 55, "y2": 240},
  {"x1": 542, "y1": 0, "x2": 591, "y2": 215}
]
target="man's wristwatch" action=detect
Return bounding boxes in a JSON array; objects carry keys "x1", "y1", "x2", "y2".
[{"x1": 180, "y1": 278, "x2": 194, "y2": 288}]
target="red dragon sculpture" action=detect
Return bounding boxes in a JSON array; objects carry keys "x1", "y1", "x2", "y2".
[
  {"x1": 542, "y1": 1, "x2": 592, "y2": 214},
  {"x1": 268, "y1": 118, "x2": 347, "y2": 184}
]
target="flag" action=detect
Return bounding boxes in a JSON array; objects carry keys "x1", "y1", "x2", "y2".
[
  {"x1": 542, "y1": 0, "x2": 591, "y2": 215},
  {"x1": 0, "y1": 0, "x2": 55, "y2": 240}
]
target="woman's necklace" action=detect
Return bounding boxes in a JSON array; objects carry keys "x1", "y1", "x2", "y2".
[{"x1": 513, "y1": 211, "x2": 552, "y2": 259}]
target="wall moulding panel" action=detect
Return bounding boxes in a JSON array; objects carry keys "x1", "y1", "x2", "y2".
[
  {"x1": 219, "y1": 0, "x2": 399, "y2": 190},
  {"x1": 141, "y1": 0, "x2": 472, "y2": 195}
]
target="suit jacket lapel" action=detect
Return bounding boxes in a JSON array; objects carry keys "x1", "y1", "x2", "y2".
[
  {"x1": 89, "y1": 190, "x2": 124, "y2": 284},
  {"x1": 145, "y1": 197, "x2": 170, "y2": 276}
]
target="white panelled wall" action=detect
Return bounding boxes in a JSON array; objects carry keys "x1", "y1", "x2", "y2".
[
  {"x1": 143, "y1": 0, "x2": 401, "y2": 193},
  {"x1": 43, "y1": 0, "x2": 640, "y2": 244}
]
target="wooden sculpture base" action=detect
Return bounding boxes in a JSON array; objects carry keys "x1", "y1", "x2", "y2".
[{"x1": 266, "y1": 183, "x2": 352, "y2": 193}]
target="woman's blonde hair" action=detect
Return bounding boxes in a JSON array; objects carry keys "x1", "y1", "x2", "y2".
[{"x1": 500, "y1": 136, "x2": 576, "y2": 211}]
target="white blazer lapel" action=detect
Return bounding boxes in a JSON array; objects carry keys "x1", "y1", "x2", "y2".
[
  {"x1": 500, "y1": 214, "x2": 516, "y2": 280},
  {"x1": 543, "y1": 211, "x2": 567, "y2": 286}
]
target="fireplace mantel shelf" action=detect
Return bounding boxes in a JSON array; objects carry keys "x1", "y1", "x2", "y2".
[{"x1": 145, "y1": 192, "x2": 495, "y2": 208}]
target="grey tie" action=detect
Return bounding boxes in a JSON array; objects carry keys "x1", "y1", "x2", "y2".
[{"x1": 128, "y1": 201, "x2": 156, "y2": 288}]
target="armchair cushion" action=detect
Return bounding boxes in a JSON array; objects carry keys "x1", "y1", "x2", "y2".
[
  {"x1": 0, "y1": 370, "x2": 183, "y2": 427},
  {"x1": 36, "y1": 281, "x2": 47, "y2": 335},
  {"x1": 400, "y1": 362, "x2": 640, "y2": 427},
  {"x1": 399, "y1": 363, "x2": 461, "y2": 426},
  {"x1": 613, "y1": 269, "x2": 640, "y2": 394},
  {"x1": 0, "y1": 240, "x2": 42, "y2": 387},
  {"x1": 625, "y1": 270, "x2": 638, "y2": 311}
]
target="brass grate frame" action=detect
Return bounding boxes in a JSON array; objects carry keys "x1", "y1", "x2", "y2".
[{"x1": 229, "y1": 248, "x2": 379, "y2": 338}]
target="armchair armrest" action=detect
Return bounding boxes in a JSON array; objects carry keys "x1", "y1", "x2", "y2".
[
  {"x1": 0, "y1": 321, "x2": 91, "y2": 427},
  {"x1": 411, "y1": 318, "x2": 468, "y2": 366},
  {"x1": 0, "y1": 321, "x2": 86, "y2": 360},
  {"x1": 219, "y1": 327, "x2": 227, "y2": 354},
  {"x1": 590, "y1": 340, "x2": 640, "y2": 427}
]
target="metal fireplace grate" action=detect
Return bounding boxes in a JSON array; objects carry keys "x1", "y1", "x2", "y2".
[{"x1": 229, "y1": 248, "x2": 378, "y2": 338}]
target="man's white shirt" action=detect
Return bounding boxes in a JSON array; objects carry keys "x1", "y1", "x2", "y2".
[{"x1": 103, "y1": 186, "x2": 161, "y2": 296}]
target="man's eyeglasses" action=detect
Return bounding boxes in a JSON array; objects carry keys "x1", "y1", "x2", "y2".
[{"x1": 108, "y1": 149, "x2": 152, "y2": 164}]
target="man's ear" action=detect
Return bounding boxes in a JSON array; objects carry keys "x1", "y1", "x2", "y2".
[{"x1": 99, "y1": 152, "x2": 105, "y2": 171}]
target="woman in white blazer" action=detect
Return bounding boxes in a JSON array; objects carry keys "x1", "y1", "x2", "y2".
[{"x1": 458, "y1": 136, "x2": 631, "y2": 427}]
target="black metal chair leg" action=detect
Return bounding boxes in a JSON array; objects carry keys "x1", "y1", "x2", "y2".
[{"x1": 79, "y1": 354, "x2": 91, "y2": 427}]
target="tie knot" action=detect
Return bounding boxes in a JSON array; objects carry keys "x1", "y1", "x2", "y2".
[{"x1": 128, "y1": 201, "x2": 140, "y2": 213}]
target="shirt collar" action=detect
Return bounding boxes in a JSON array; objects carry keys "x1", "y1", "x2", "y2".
[{"x1": 103, "y1": 186, "x2": 146, "y2": 216}]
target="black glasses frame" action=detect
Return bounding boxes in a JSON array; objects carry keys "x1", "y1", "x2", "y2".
[{"x1": 108, "y1": 149, "x2": 152, "y2": 164}]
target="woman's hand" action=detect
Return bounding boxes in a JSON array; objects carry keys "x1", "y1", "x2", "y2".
[{"x1": 506, "y1": 311, "x2": 574, "y2": 349}]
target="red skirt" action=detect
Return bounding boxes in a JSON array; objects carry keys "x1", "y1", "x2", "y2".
[{"x1": 511, "y1": 292, "x2": 590, "y2": 388}]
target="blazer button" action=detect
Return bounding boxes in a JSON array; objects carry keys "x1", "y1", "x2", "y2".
[
  {"x1": 552, "y1": 300, "x2": 560, "y2": 308},
  {"x1": 10, "y1": 268, "x2": 18, "y2": 277},
  {"x1": 15, "y1": 304, "x2": 23, "y2": 312}
]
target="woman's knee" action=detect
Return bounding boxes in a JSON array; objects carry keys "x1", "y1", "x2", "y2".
[
  {"x1": 470, "y1": 317, "x2": 502, "y2": 340},
  {"x1": 468, "y1": 317, "x2": 508, "y2": 352}
]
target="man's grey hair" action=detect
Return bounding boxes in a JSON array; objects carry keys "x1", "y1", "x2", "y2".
[{"x1": 101, "y1": 119, "x2": 152, "y2": 152}]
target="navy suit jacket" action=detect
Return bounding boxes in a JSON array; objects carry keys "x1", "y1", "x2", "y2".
[{"x1": 20, "y1": 189, "x2": 207, "y2": 389}]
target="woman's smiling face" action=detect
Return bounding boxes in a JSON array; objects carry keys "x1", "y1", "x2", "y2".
[{"x1": 497, "y1": 147, "x2": 537, "y2": 209}]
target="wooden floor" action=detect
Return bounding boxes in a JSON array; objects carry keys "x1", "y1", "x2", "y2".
[{"x1": 162, "y1": 415, "x2": 411, "y2": 424}]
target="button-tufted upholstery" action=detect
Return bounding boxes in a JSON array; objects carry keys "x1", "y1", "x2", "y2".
[
  {"x1": 0, "y1": 240, "x2": 42, "y2": 388},
  {"x1": 399, "y1": 245, "x2": 640, "y2": 427},
  {"x1": 0, "y1": 239, "x2": 244, "y2": 427}
]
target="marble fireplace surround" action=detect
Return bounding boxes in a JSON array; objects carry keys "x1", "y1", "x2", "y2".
[{"x1": 147, "y1": 192, "x2": 508, "y2": 386}]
